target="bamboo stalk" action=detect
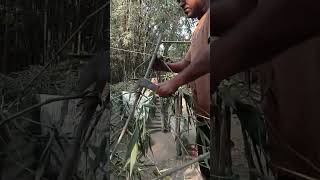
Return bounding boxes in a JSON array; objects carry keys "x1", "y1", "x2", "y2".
[
  {"x1": 109, "y1": 33, "x2": 163, "y2": 160},
  {"x1": 175, "y1": 93, "x2": 182, "y2": 156}
]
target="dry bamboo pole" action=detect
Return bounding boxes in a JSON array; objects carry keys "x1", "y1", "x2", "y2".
[
  {"x1": 175, "y1": 92, "x2": 183, "y2": 156},
  {"x1": 109, "y1": 33, "x2": 163, "y2": 160}
]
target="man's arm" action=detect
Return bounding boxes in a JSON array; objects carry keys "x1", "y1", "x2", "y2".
[
  {"x1": 165, "y1": 60, "x2": 190, "y2": 73},
  {"x1": 166, "y1": 48, "x2": 192, "y2": 73},
  {"x1": 171, "y1": 46, "x2": 210, "y2": 88},
  {"x1": 156, "y1": 46, "x2": 209, "y2": 97},
  {"x1": 212, "y1": 0, "x2": 320, "y2": 84},
  {"x1": 154, "y1": 48, "x2": 191, "y2": 73},
  {"x1": 157, "y1": 0, "x2": 320, "y2": 96},
  {"x1": 213, "y1": 0, "x2": 257, "y2": 36}
]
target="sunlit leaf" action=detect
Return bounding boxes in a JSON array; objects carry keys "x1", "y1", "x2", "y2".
[{"x1": 129, "y1": 143, "x2": 138, "y2": 176}]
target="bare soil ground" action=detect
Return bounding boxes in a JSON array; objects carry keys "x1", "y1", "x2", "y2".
[{"x1": 140, "y1": 115, "x2": 250, "y2": 180}]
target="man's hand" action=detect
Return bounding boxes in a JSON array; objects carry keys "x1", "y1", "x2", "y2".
[
  {"x1": 156, "y1": 79, "x2": 179, "y2": 97},
  {"x1": 152, "y1": 55, "x2": 170, "y2": 72}
]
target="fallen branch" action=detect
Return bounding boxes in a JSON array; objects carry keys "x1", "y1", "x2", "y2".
[
  {"x1": 0, "y1": 92, "x2": 89, "y2": 127},
  {"x1": 153, "y1": 152, "x2": 209, "y2": 180}
]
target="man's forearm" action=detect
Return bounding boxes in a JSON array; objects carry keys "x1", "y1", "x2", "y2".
[
  {"x1": 166, "y1": 60, "x2": 190, "y2": 73},
  {"x1": 171, "y1": 46, "x2": 210, "y2": 87},
  {"x1": 212, "y1": 0, "x2": 320, "y2": 82},
  {"x1": 171, "y1": 0, "x2": 320, "y2": 88}
]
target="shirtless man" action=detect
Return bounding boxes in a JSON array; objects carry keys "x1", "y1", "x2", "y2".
[
  {"x1": 157, "y1": 0, "x2": 320, "y2": 179},
  {"x1": 152, "y1": 0, "x2": 210, "y2": 178}
]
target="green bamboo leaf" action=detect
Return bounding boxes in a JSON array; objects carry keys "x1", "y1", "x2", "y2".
[
  {"x1": 129, "y1": 143, "x2": 138, "y2": 176},
  {"x1": 125, "y1": 128, "x2": 139, "y2": 160}
]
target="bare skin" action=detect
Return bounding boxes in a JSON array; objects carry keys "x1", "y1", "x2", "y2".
[
  {"x1": 156, "y1": 1, "x2": 320, "y2": 178},
  {"x1": 152, "y1": 0, "x2": 209, "y2": 75},
  {"x1": 152, "y1": 56, "x2": 190, "y2": 73},
  {"x1": 155, "y1": 1, "x2": 211, "y2": 178},
  {"x1": 154, "y1": 0, "x2": 209, "y2": 96},
  {"x1": 179, "y1": 0, "x2": 208, "y2": 19},
  {"x1": 156, "y1": 0, "x2": 320, "y2": 97}
]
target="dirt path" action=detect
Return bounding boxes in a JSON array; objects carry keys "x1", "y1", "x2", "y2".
[
  {"x1": 142, "y1": 131, "x2": 204, "y2": 180},
  {"x1": 141, "y1": 115, "x2": 250, "y2": 180}
]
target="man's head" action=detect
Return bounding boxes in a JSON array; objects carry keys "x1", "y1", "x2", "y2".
[{"x1": 178, "y1": 0, "x2": 208, "y2": 19}]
